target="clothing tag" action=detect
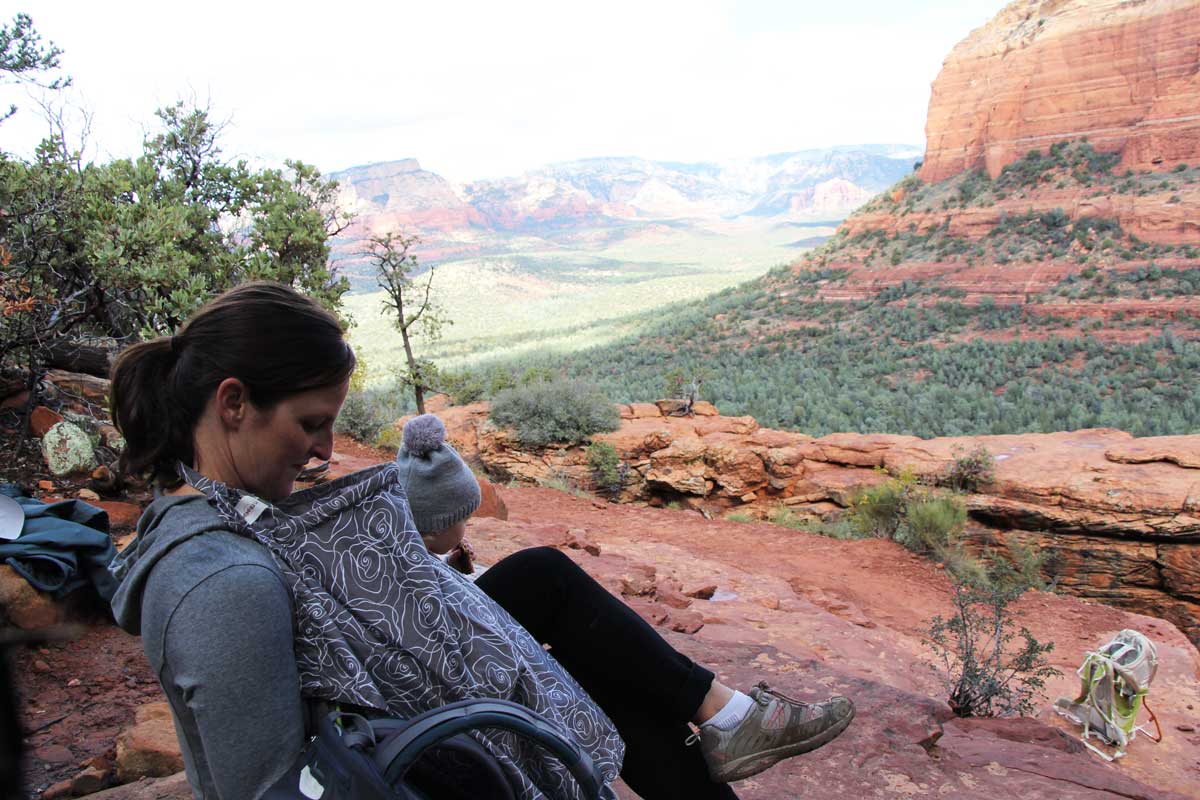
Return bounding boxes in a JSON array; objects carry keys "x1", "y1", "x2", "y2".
[
  {"x1": 234, "y1": 494, "x2": 269, "y2": 525},
  {"x1": 298, "y1": 764, "x2": 325, "y2": 799}
]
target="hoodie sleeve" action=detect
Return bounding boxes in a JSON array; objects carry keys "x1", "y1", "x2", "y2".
[{"x1": 159, "y1": 562, "x2": 304, "y2": 799}]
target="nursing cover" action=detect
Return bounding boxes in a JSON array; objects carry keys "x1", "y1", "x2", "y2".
[{"x1": 179, "y1": 461, "x2": 623, "y2": 800}]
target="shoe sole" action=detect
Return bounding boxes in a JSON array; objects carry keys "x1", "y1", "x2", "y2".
[{"x1": 714, "y1": 703, "x2": 856, "y2": 783}]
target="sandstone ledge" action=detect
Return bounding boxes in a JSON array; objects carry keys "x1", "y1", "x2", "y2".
[{"x1": 433, "y1": 402, "x2": 1200, "y2": 644}]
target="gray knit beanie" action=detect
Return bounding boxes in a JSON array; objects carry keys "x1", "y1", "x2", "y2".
[{"x1": 396, "y1": 414, "x2": 481, "y2": 534}]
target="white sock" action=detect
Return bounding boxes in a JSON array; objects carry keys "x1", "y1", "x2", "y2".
[{"x1": 701, "y1": 690, "x2": 754, "y2": 730}]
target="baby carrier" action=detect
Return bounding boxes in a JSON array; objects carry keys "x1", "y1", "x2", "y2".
[
  {"x1": 1054, "y1": 629, "x2": 1163, "y2": 761},
  {"x1": 265, "y1": 699, "x2": 604, "y2": 800},
  {"x1": 181, "y1": 461, "x2": 622, "y2": 799}
]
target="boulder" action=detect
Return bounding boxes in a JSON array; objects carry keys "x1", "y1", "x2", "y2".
[
  {"x1": 644, "y1": 436, "x2": 710, "y2": 495},
  {"x1": 115, "y1": 703, "x2": 183, "y2": 783},
  {"x1": 627, "y1": 402, "x2": 662, "y2": 419},
  {"x1": 593, "y1": 418, "x2": 674, "y2": 461},
  {"x1": 42, "y1": 421, "x2": 96, "y2": 478},
  {"x1": 619, "y1": 564, "x2": 657, "y2": 597},
  {"x1": 41, "y1": 764, "x2": 110, "y2": 798},
  {"x1": 690, "y1": 415, "x2": 758, "y2": 437},
  {"x1": 96, "y1": 500, "x2": 144, "y2": 531},
  {"x1": 473, "y1": 477, "x2": 508, "y2": 521},
  {"x1": 702, "y1": 440, "x2": 767, "y2": 497},
  {"x1": 814, "y1": 432, "x2": 920, "y2": 467},
  {"x1": 666, "y1": 608, "x2": 704, "y2": 634},
  {"x1": 0, "y1": 564, "x2": 60, "y2": 629},
  {"x1": 655, "y1": 399, "x2": 691, "y2": 416},
  {"x1": 29, "y1": 406, "x2": 64, "y2": 437},
  {"x1": 654, "y1": 578, "x2": 693, "y2": 610},
  {"x1": 97, "y1": 424, "x2": 126, "y2": 453}
]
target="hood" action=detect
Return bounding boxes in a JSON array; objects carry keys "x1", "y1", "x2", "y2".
[{"x1": 108, "y1": 493, "x2": 228, "y2": 635}]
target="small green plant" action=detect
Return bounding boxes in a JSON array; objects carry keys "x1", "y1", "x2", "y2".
[
  {"x1": 490, "y1": 378, "x2": 620, "y2": 447},
  {"x1": 725, "y1": 511, "x2": 755, "y2": 523},
  {"x1": 334, "y1": 391, "x2": 389, "y2": 443},
  {"x1": 767, "y1": 505, "x2": 811, "y2": 530},
  {"x1": 926, "y1": 566, "x2": 1061, "y2": 718},
  {"x1": 374, "y1": 425, "x2": 404, "y2": 451},
  {"x1": 802, "y1": 515, "x2": 866, "y2": 539},
  {"x1": 849, "y1": 469, "x2": 918, "y2": 537},
  {"x1": 348, "y1": 354, "x2": 370, "y2": 394},
  {"x1": 586, "y1": 440, "x2": 628, "y2": 500},
  {"x1": 663, "y1": 369, "x2": 687, "y2": 398},
  {"x1": 944, "y1": 445, "x2": 996, "y2": 492},
  {"x1": 439, "y1": 369, "x2": 487, "y2": 405},
  {"x1": 1005, "y1": 540, "x2": 1050, "y2": 592},
  {"x1": 537, "y1": 470, "x2": 591, "y2": 499},
  {"x1": 900, "y1": 495, "x2": 967, "y2": 555},
  {"x1": 519, "y1": 366, "x2": 557, "y2": 386}
]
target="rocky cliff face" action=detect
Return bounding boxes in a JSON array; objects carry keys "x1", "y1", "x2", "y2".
[
  {"x1": 424, "y1": 402, "x2": 1200, "y2": 647},
  {"x1": 770, "y1": 1, "x2": 1200, "y2": 354},
  {"x1": 920, "y1": 0, "x2": 1200, "y2": 183}
]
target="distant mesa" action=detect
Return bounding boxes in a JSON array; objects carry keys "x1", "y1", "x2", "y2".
[{"x1": 329, "y1": 146, "x2": 920, "y2": 238}]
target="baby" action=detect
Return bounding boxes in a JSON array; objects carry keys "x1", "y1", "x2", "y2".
[{"x1": 395, "y1": 413, "x2": 478, "y2": 573}]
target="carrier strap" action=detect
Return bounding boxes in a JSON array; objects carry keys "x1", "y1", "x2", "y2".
[{"x1": 1141, "y1": 699, "x2": 1163, "y2": 743}]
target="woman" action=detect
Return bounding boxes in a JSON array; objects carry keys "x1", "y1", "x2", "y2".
[{"x1": 108, "y1": 282, "x2": 853, "y2": 800}]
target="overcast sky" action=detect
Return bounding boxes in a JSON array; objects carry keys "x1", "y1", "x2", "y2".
[{"x1": 3, "y1": 0, "x2": 1002, "y2": 182}]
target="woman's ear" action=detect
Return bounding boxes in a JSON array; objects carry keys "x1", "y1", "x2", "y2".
[{"x1": 213, "y1": 377, "x2": 249, "y2": 430}]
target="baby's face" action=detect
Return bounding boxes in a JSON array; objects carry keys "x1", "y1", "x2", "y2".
[{"x1": 421, "y1": 519, "x2": 467, "y2": 555}]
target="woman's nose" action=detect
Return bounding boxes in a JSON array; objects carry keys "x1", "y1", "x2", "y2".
[{"x1": 312, "y1": 428, "x2": 334, "y2": 462}]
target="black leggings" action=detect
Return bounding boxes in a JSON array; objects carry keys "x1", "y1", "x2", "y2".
[{"x1": 476, "y1": 547, "x2": 738, "y2": 800}]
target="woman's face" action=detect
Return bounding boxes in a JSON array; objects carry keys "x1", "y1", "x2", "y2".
[{"x1": 232, "y1": 379, "x2": 349, "y2": 502}]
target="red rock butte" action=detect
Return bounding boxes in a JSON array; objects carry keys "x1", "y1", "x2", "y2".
[{"x1": 920, "y1": 0, "x2": 1200, "y2": 183}]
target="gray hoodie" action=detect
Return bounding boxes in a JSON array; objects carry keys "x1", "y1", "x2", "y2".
[{"x1": 110, "y1": 494, "x2": 305, "y2": 799}]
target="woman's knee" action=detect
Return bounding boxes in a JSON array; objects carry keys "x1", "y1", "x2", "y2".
[
  {"x1": 520, "y1": 545, "x2": 575, "y2": 571},
  {"x1": 492, "y1": 545, "x2": 578, "y2": 579}
]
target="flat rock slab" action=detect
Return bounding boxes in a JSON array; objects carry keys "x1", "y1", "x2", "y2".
[
  {"x1": 471, "y1": 486, "x2": 1200, "y2": 799},
  {"x1": 1105, "y1": 436, "x2": 1200, "y2": 469},
  {"x1": 76, "y1": 772, "x2": 191, "y2": 799}
]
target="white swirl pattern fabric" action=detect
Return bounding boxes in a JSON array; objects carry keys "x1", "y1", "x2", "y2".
[{"x1": 179, "y1": 462, "x2": 623, "y2": 799}]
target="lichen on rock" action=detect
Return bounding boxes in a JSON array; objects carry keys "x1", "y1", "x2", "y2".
[{"x1": 42, "y1": 421, "x2": 97, "y2": 477}]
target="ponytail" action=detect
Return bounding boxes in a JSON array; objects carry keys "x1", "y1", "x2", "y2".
[
  {"x1": 109, "y1": 282, "x2": 356, "y2": 488},
  {"x1": 110, "y1": 337, "x2": 197, "y2": 488}
]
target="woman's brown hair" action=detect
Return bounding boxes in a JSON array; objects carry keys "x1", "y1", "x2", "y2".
[{"x1": 110, "y1": 281, "x2": 356, "y2": 488}]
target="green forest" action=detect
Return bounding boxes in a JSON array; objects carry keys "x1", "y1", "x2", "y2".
[{"x1": 430, "y1": 277, "x2": 1199, "y2": 438}]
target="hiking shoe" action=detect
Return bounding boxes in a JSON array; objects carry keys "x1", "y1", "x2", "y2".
[{"x1": 696, "y1": 682, "x2": 854, "y2": 783}]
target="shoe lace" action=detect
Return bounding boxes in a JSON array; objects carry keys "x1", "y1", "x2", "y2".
[{"x1": 755, "y1": 681, "x2": 810, "y2": 707}]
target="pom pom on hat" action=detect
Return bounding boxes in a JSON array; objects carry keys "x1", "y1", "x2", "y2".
[
  {"x1": 403, "y1": 414, "x2": 446, "y2": 456},
  {"x1": 396, "y1": 413, "x2": 481, "y2": 533}
]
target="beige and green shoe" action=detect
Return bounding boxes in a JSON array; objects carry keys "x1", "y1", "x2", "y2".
[{"x1": 696, "y1": 682, "x2": 854, "y2": 783}]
